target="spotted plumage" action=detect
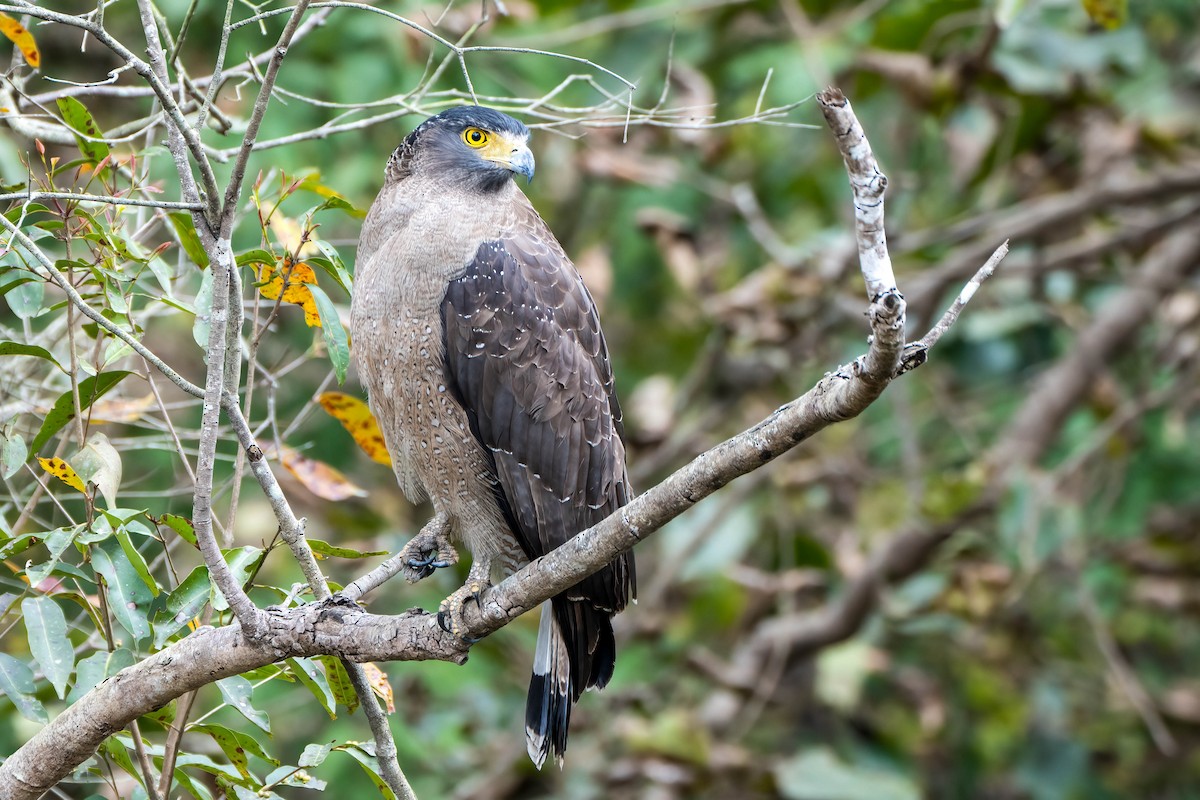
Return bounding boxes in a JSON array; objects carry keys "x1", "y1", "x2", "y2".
[{"x1": 351, "y1": 106, "x2": 635, "y2": 767}]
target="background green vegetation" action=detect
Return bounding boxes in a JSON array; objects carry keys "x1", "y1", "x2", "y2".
[{"x1": 3, "y1": 0, "x2": 1200, "y2": 797}]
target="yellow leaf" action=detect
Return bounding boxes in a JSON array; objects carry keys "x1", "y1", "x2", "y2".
[
  {"x1": 0, "y1": 12, "x2": 40, "y2": 68},
  {"x1": 319, "y1": 392, "x2": 392, "y2": 466},
  {"x1": 269, "y1": 216, "x2": 320, "y2": 257},
  {"x1": 279, "y1": 444, "x2": 367, "y2": 501},
  {"x1": 361, "y1": 663, "x2": 395, "y2": 713},
  {"x1": 258, "y1": 258, "x2": 321, "y2": 327},
  {"x1": 39, "y1": 457, "x2": 86, "y2": 494},
  {"x1": 1080, "y1": 0, "x2": 1126, "y2": 29}
]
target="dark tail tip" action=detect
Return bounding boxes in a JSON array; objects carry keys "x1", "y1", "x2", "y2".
[{"x1": 526, "y1": 671, "x2": 570, "y2": 769}]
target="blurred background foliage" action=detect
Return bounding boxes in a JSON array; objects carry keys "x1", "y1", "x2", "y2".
[{"x1": 3, "y1": 0, "x2": 1200, "y2": 798}]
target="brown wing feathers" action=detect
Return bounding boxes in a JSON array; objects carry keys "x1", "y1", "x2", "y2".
[{"x1": 440, "y1": 204, "x2": 635, "y2": 763}]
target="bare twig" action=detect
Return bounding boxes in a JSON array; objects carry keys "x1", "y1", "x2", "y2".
[
  {"x1": 2, "y1": 3, "x2": 222, "y2": 217},
  {"x1": 218, "y1": 0, "x2": 313, "y2": 237},
  {"x1": 0, "y1": 191, "x2": 204, "y2": 210},
  {"x1": 897, "y1": 240, "x2": 1009, "y2": 374}
]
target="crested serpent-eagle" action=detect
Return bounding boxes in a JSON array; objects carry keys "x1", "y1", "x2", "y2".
[{"x1": 351, "y1": 106, "x2": 636, "y2": 768}]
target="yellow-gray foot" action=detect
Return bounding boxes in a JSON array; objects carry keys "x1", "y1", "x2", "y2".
[
  {"x1": 436, "y1": 579, "x2": 490, "y2": 643},
  {"x1": 399, "y1": 520, "x2": 457, "y2": 583}
]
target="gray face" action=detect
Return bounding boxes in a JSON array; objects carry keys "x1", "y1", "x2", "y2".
[{"x1": 407, "y1": 106, "x2": 535, "y2": 192}]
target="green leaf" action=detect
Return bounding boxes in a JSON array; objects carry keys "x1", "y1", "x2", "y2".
[
  {"x1": 231, "y1": 786, "x2": 283, "y2": 800},
  {"x1": 0, "y1": 531, "x2": 40, "y2": 560},
  {"x1": 30, "y1": 370, "x2": 133, "y2": 455},
  {"x1": 144, "y1": 698, "x2": 177, "y2": 727},
  {"x1": 174, "y1": 753, "x2": 247, "y2": 784},
  {"x1": 69, "y1": 648, "x2": 135, "y2": 702},
  {"x1": 336, "y1": 743, "x2": 394, "y2": 800},
  {"x1": 307, "y1": 538, "x2": 387, "y2": 559},
  {"x1": 316, "y1": 655, "x2": 358, "y2": 714},
  {"x1": 102, "y1": 735, "x2": 142, "y2": 787},
  {"x1": 167, "y1": 212, "x2": 210, "y2": 268},
  {"x1": 161, "y1": 513, "x2": 197, "y2": 547},
  {"x1": 56, "y1": 97, "x2": 110, "y2": 165},
  {"x1": 216, "y1": 675, "x2": 271, "y2": 732},
  {"x1": 288, "y1": 657, "x2": 336, "y2": 719},
  {"x1": 211, "y1": 546, "x2": 263, "y2": 612},
  {"x1": 308, "y1": 284, "x2": 349, "y2": 384},
  {"x1": 297, "y1": 173, "x2": 367, "y2": 219},
  {"x1": 263, "y1": 764, "x2": 327, "y2": 790},
  {"x1": 172, "y1": 765, "x2": 215, "y2": 800},
  {"x1": 72, "y1": 432, "x2": 123, "y2": 511},
  {"x1": 235, "y1": 249, "x2": 277, "y2": 268},
  {"x1": 774, "y1": 747, "x2": 920, "y2": 800},
  {"x1": 0, "y1": 652, "x2": 48, "y2": 723},
  {"x1": 995, "y1": 0, "x2": 1028, "y2": 27},
  {"x1": 1, "y1": 431, "x2": 27, "y2": 478},
  {"x1": 22, "y1": 596, "x2": 74, "y2": 699},
  {"x1": 24, "y1": 525, "x2": 81, "y2": 586},
  {"x1": 193, "y1": 723, "x2": 280, "y2": 779},
  {"x1": 153, "y1": 565, "x2": 210, "y2": 647},
  {"x1": 298, "y1": 741, "x2": 334, "y2": 768},
  {"x1": 92, "y1": 537, "x2": 153, "y2": 643},
  {"x1": 0, "y1": 341, "x2": 64, "y2": 372},
  {"x1": 4, "y1": 277, "x2": 43, "y2": 319},
  {"x1": 310, "y1": 239, "x2": 353, "y2": 293},
  {"x1": 114, "y1": 528, "x2": 159, "y2": 598}
]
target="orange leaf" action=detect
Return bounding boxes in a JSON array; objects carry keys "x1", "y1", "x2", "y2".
[
  {"x1": 258, "y1": 258, "x2": 320, "y2": 327},
  {"x1": 279, "y1": 444, "x2": 367, "y2": 501},
  {"x1": 0, "y1": 12, "x2": 40, "y2": 68},
  {"x1": 361, "y1": 663, "x2": 395, "y2": 713},
  {"x1": 39, "y1": 457, "x2": 86, "y2": 494},
  {"x1": 318, "y1": 392, "x2": 392, "y2": 466}
]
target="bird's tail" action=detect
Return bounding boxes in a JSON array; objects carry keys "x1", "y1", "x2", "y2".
[{"x1": 525, "y1": 598, "x2": 616, "y2": 768}]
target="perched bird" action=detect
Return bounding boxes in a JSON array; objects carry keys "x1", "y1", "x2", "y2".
[{"x1": 351, "y1": 106, "x2": 636, "y2": 767}]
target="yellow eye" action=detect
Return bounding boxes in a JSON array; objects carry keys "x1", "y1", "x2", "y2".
[{"x1": 462, "y1": 127, "x2": 489, "y2": 148}]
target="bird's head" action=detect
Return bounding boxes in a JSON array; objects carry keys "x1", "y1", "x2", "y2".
[{"x1": 390, "y1": 106, "x2": 535, "y2": 192}]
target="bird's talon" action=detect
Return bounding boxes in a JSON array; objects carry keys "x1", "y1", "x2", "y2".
[{"x1": 436, "y1": 579, "x2": 490, "y2": 642}]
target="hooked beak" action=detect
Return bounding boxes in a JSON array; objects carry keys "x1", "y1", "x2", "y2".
[
  {"x1": 503, "y1": 144, "x2": 536, "y2": 183},
  {"x1": 484, "y1": 133, "x2": 536, "y2": 183}
]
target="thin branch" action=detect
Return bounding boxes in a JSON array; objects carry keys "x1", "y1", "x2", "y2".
[
  {"x1": 128, "y1": 720, "x2": 164, "y2": 800},
  {"x1": 345, "y1": 665, "x2": 418, "y2": 800},
  {"x1": 0, "y1": 191, "x2": 205, "y2": 210},
  {"x1": 2, "y1": 3, "x2": 222, "y2": 216},
  {"x1": 219, "y1": 0, "x2": 313, "y2": 237},
  {"x1": 897, "y1": 240, "x2": 1009, "y2": 374},
  {"x1": 0, "y1": 215, "x2": 204, "y2": 400}
]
